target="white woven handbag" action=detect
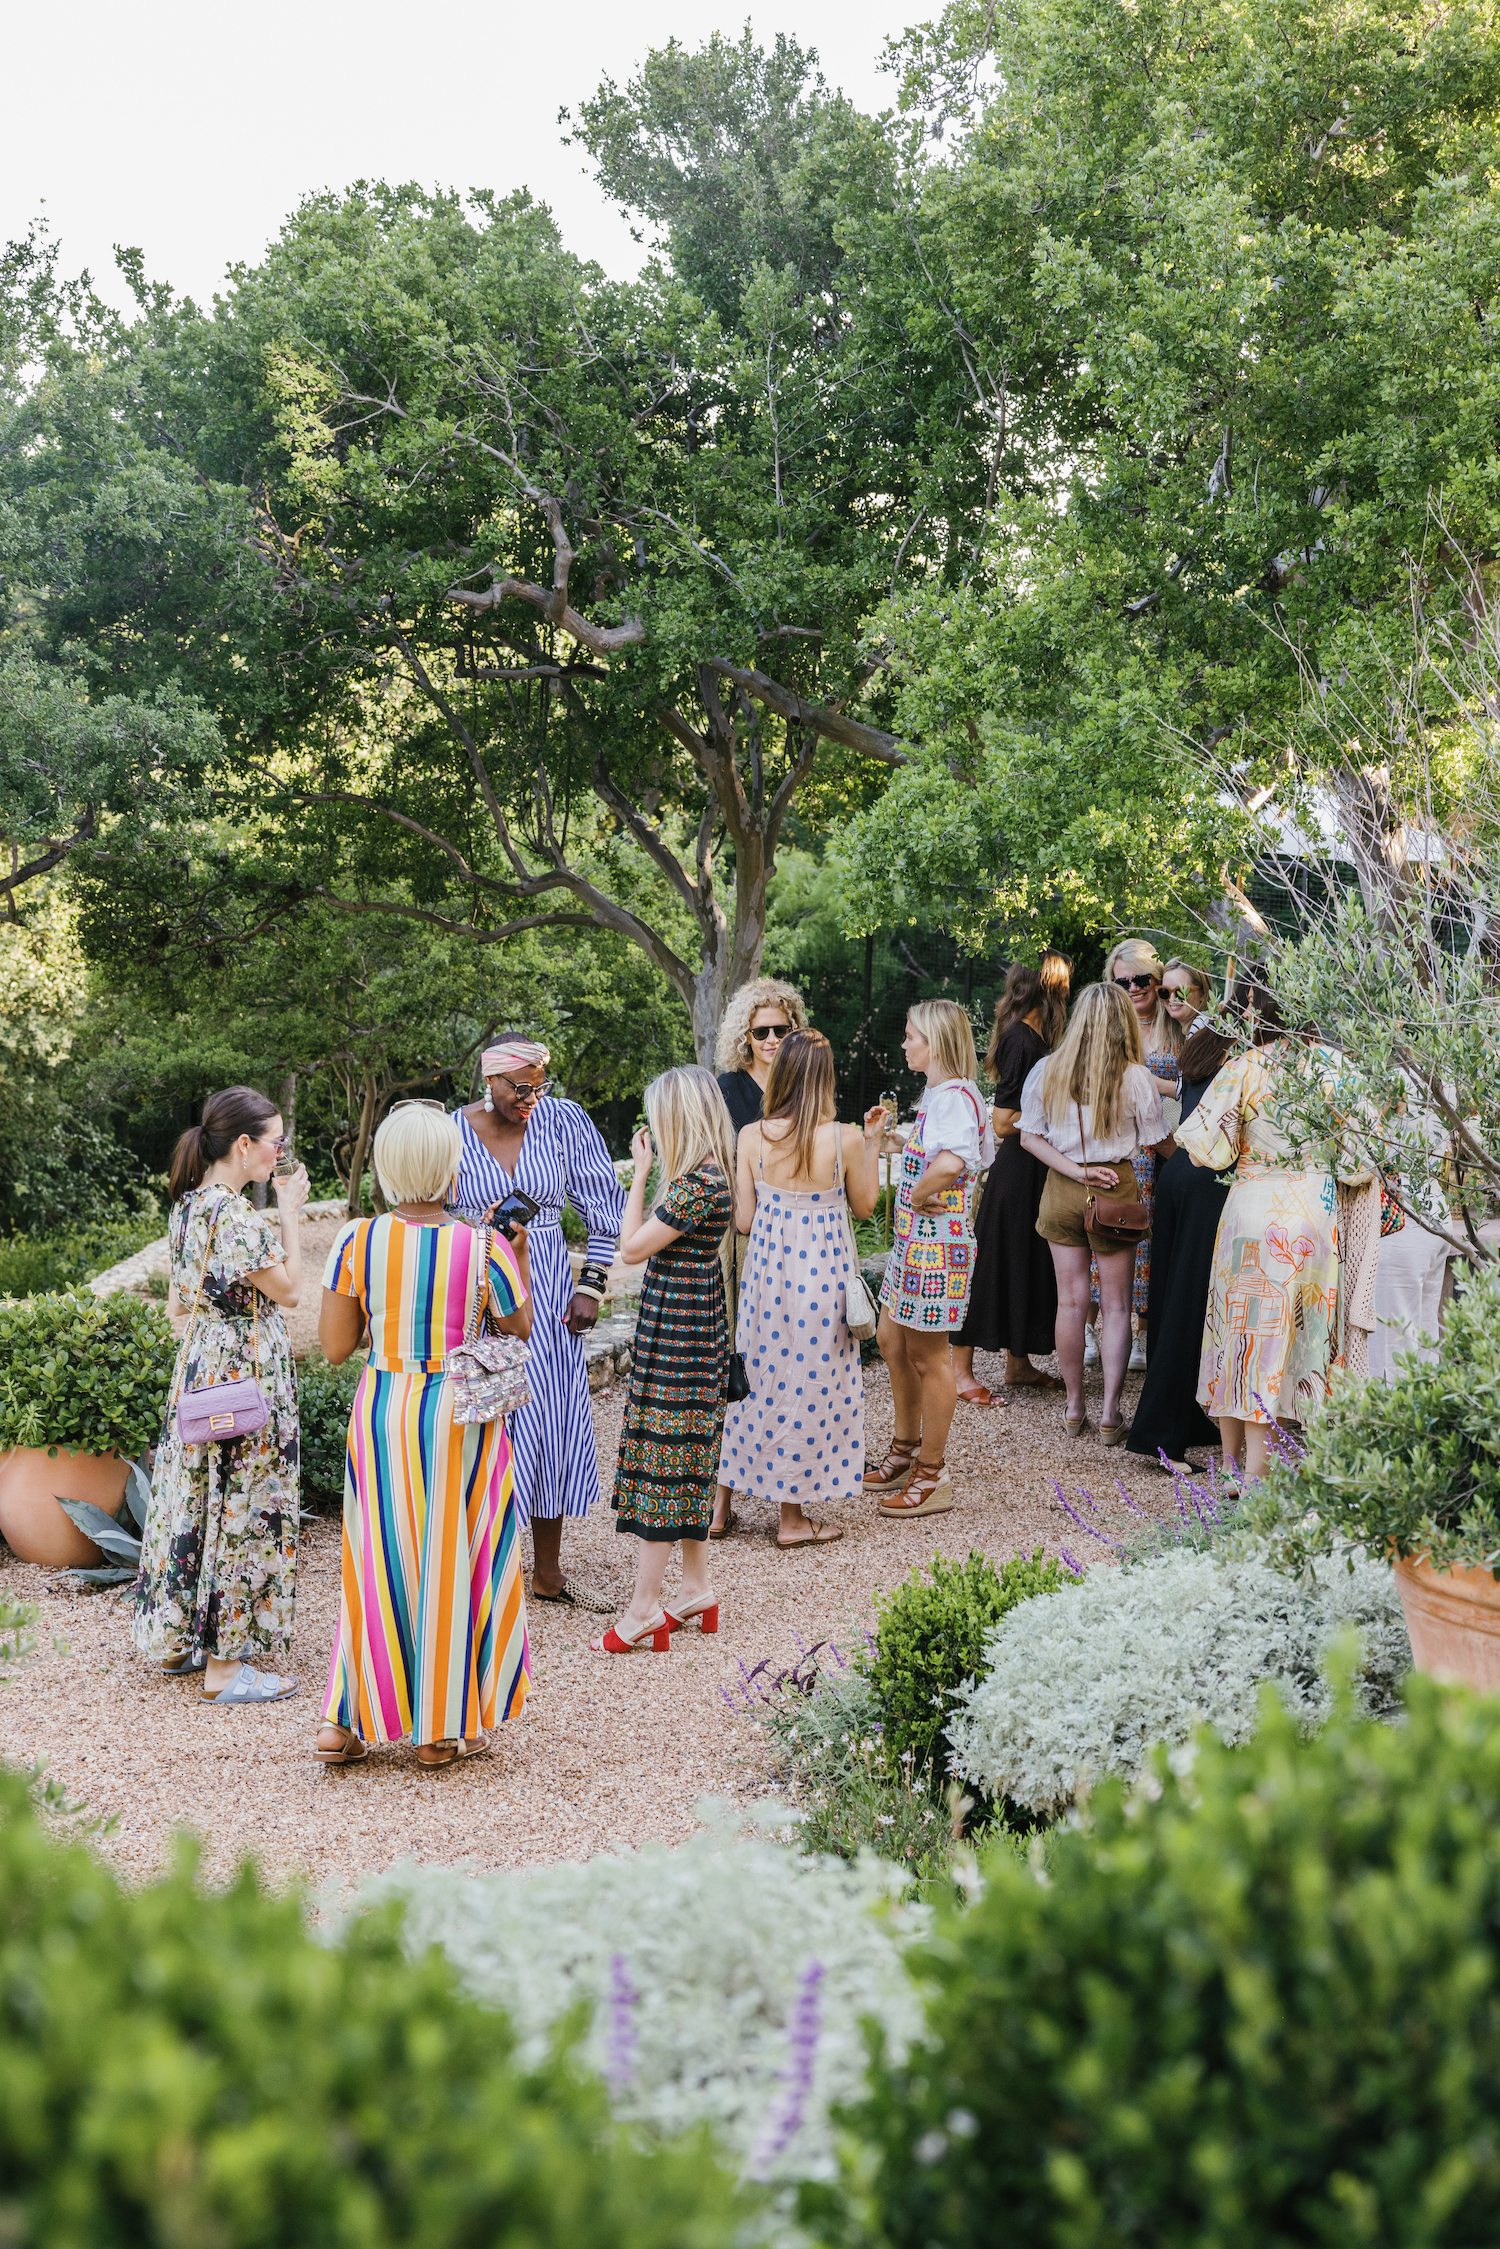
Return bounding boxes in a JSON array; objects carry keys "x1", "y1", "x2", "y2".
[
  {"x1": 447, "y1": 1225, "x2": 531, "y2": 1426},
  {"x1": 837, "y1": 1125, "x2": 880, "y2": 1342}
]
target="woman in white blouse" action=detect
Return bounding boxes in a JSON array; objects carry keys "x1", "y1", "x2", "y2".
[
  {"x1": 868, "y1": 1000, "x2": 995, "y2": 1517},
  {"x1": 1020, "y1": 982, "x2": 1172, "y2": 1444}
]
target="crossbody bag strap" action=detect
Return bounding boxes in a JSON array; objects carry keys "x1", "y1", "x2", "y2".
[
  {"x1": 169, "y1": 1195, "x2": 224, "y2": 1413},
  {"x1": 1076, "y1": 1100, "x2": 1089, "y2": 1175},
  {"x1": 463, "y1": 1223, "x2": 493, "y2": 1347}
]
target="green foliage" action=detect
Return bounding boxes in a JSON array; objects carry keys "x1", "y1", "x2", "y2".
[
  {"x1": 0, "y1": 1216, "x2": 162, "y2": 1300},
  {"x1": 864, "y1": 1548, "x2": 1072, "y2": 1793},
  {"x1": 297, "y1": 1355, "x2": 363, "y2": 1512},
  {"x1": 0, "y1": 1290, "x2": 175, "y2": 1459},
  {"x1": 0, "y1": 1772, "x2": 742, "y2": 2249},
  {"x1": 845, "y1": 1676, "x2": 1500, "y2": 2249},
  {"x1": 1253, "y1": 1266, "x2": 1500, "y2": 1578}
]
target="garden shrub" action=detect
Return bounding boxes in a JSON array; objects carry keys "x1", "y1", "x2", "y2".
[
  {"x1": 750, "y1": 1661, "x2": 956, "y2": 1876},
  {"x1": 0, "y1": 1213, "x2": 162, "y2": 1300},
  {"x1": 0, "y1": 1289, "x2": 176, "y2": 1461},
  {"x1": 947, "y1": 1546, "x2": 1410, "y2": 1819},
  {"x1": 361, "y1": 1812, "x2": 928, "y2": 2187},
  {"x1": 865, "y1": 1548, "x2": 1071, "y2": 1791},
  {"x1": 297, "y1": 1354, "x2": 363, "y2": 1509},
  {"x1": 846, "y1": 1677, "x2": 1500, "y2": 2249},
  {"x1": 0, "y1": 1775, "x2": 740, "y2": 2249},
  {"x1": 1253, "y1": 1261, "x2": 1500, "y2": 1576}
]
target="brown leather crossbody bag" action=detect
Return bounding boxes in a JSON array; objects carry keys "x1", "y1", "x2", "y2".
[{"x1": 1078, "y1": 1102, "x2": 1151, "y2": 1251}]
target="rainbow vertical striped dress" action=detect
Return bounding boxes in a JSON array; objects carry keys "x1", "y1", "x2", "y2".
[{"x1": 319, "y1": 1216, "x2": 530, "y2": 1747}]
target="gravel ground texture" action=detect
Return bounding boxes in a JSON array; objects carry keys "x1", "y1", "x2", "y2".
[{"x1": 0, "y1": 1352, "x2": 1185, "y2": 1892}]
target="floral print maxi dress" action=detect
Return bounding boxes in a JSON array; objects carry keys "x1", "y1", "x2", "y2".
[
  {"x1": 613, "y1": 1164, "x2": 732, "y2": 1541},
  {"x1": 132, "y1": 1185, "x2": 299, "y2": 1667}
]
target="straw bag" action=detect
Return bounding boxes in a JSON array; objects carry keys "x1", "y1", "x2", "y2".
[
  {"x1": 838, "y1": 1125, "x2": 880, "y2": 1342},
  {"x1": 173, "y1": 1197, "x2": 270, "y2": 1444},
  {"x1": 447, "y1": 1225, "x2": 531, "y2": 1426}
]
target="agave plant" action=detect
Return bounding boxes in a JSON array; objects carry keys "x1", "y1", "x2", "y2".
[{"x1": 58, "y1": 1459, "x2": 150, "y2": 1587}]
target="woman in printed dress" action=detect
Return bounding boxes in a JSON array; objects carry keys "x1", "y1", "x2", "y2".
[
  {"x1": 1178, "y1": 983, "x2": 1366, "y2": 1483},
  {"x1": 133, "y1": 1086, "x2": 309, "y2": 1704},
  {"x1": 449, "y1": 1035, "x2": 624, "y2": 1613},
  {"x1": 602, "y1": 1068, "x2": 736, "y2": 1651},
  {"x1": 868, "y1": 1001, "x2": 995, "y2": 1519},
  {"x1": 716, "y1": 1031, "x2": 884, "y2": 1548},
  {"x1": 315, "y1": 1103, "x2": 532, "y2": 1768}
]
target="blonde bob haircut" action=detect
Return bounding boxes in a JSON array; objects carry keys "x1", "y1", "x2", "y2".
[
  {"x1": 1041, "y1": 981, "x2": 1144, "y2": 1139},
  {"x1": 761, "y1": 1028, "x2": 837, "y2": 1180},
  {"x1": 373, "y1": 1102, "x2": 462, "y2": 1206},
  {"x1": 645, "y1": 1066, "x2": 737, "y2": 1207},
  {"x1": 714, "y1": 977, "x2": 809, "y2": 1072},
  {"x1": 1104, "y1": 936, "x2": 1172, "y2": 1054},
  {"x1": 907, "y1": 998, "x2": 979, "y2": 1086}
]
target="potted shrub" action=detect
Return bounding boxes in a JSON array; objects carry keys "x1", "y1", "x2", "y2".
[
  {"x1": 1252, "y1": 1265, "x2": 1500, "y2": 1689},
  {"x1": 0, "y1": 1291, "x2": 176, "y2": 1566}
]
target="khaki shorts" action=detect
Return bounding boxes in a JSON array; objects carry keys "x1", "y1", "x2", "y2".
[{"x1": 1036, "y1": 1158, "x2": 1141, "y2": 1253}]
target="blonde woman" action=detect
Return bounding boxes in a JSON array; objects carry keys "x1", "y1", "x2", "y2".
[
  {"x1": 714, "y1": 976, "x2": 810, "y2": 1135},
  {"x1": 1097, "y1": 938, "x2": 1180, "y2": 1366},
  {"x1": 1020, "y1": 982, "x2": 1172, "y2": 1443},
  {"x1": 315, "y1": 1102, "x2": 531, "y2": 1768},
  {"x1": 603, "y1": 1067, "x2": 737, "y2": 1650},
  {"x1": 869, "y1": 1000, "x2": 996, "y2": 1517},
  {"x1": 716, "y1": 1030, "x2": 884, "y2": 1547}
]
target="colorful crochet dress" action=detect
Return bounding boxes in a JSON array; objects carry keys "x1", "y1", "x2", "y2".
[
  {"x1": 612, "y1": 1163, "x2": 732, "y2": 1541},
  {"x1": 879, "y1": 1082, "x2": 987, "y2": 1334},
  {"x1": 319, "y1": 1216, "x2": 530, "y2": 1747}
]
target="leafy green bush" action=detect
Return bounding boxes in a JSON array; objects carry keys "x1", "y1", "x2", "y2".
[
  {"x1": 0, "y1": 1213, "x2": 162, "y2": 1300},
  {"x1": 846, "y1": 1676, "x2": 1500, "y2": 2249},
  {"x1": 751, "y1": 1660, "x2": 956, "y2": 1879},
  {"x1": 0, "y1": 1775, "x2": 740, "y2": 2249},
  {"x1": 864, "y1": 1549, "x2": 1072, "y2": 1792},
  {"x1": 1253, "y1": 1262, "x2": 1500, "y2": 1576},
  {"x1": 0, "y1": 1289, "x2": 176, "y2": 1460},
  {"x1": 297, "y1": 1354, "x2": 363, "y2": 1510}
]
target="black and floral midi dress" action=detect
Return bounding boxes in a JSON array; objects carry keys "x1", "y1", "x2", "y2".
[
  {"x1": 132, "y1": 1184, "x2": 299, "y2": 1667},
  {"x1": 611, "y1": 1163, "x2": 732, "y2": 1542}
]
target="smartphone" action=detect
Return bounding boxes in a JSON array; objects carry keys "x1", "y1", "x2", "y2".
[{"x1": 492, "y1": 1188, "x2": 540, "y2": 1240}]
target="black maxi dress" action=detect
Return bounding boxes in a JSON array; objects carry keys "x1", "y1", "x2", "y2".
[
  {"x1": 1125, "y1": 1075, "x2": 1229, "y2": 1465},
  {"x1": 956, "y1": 1021, "x2": 1057, "y2": 1360}
]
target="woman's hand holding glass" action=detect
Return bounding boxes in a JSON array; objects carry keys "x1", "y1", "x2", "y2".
[{"x1": 272, "y1": 1162, "x2": 310, "y2": 1216}]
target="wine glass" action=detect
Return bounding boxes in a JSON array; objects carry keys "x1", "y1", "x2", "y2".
[{"x1": 273, "y1": 1136, "x2": 298, "y2": 1180}]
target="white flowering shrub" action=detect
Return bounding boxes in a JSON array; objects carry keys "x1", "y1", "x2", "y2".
[
  {"x1": 356, "y1": 1810, "x2": 928, "y2": 2188},
  {"x1": 947, "y1": 1548, "x2": 1410, "y2": 1819}
]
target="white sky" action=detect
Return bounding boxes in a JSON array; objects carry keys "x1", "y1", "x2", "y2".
[{"x1": 2, "y1": 0, "x2": 919, "y2": 310}]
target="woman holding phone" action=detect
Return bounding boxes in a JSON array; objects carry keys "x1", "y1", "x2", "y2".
[{"x1": 451, "y1": 1036, "x2": 624, "y2": 1611}]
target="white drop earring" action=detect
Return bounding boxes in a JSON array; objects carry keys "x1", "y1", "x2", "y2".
[{"x1": 483, "y1": 1087, "x2": 494, "y2": 1113}]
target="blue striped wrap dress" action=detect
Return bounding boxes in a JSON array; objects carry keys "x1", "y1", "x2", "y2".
[{"x1": 450, "y1": 1099, "x2": 624, "y2": 1523}]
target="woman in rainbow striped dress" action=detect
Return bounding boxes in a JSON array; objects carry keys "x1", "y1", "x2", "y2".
[{"x1": 313, "y1": 1103, "x2": 533, "y2": 1770}]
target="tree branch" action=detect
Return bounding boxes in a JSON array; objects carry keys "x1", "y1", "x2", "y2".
[{"x1": 701, "y1": 661, "x2": 906, "y2": 764}]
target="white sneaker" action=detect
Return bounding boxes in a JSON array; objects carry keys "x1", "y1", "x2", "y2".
[
  {"x1": 1128, "y1": 1341, "x2": 1148, "y2": 1371},
  {"x1": 1083, "y1": 1328, "x2": 1100, "y2": 1366}
]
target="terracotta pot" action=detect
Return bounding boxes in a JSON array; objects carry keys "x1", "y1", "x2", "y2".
[
  {"x1": 0, "y1": 1445, "x2": 130, "y2": 1567},
  {"x1": 1393, "y1": 1551, "x2": 1500, "y2": 1694}
]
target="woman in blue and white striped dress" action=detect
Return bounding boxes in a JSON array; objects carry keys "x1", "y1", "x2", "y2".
[{"x1": 451, "y1": 1037, "x2": 624, "y2": 1611}]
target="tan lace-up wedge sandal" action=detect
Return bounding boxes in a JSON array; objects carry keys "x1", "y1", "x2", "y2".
[
  {"x1": 864, "y1": 1436, "x2": 919, "y2": 1493},
  {"x1": 877, "y1": 1457, "x2": 954, "y2": 1518}
]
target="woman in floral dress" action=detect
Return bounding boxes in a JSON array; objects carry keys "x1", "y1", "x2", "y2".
[
  {"x1": 133, "y1": 1086, "x2": 309, "y2": 1704},
  {"x1": 604, "y1": 1068, "x2": 737, "y2": 1651}
]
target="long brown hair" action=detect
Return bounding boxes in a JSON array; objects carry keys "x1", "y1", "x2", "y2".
[
  {"x1": 168, "y1": 1086, "x2": 280, "y2": 1203},
  {"x1": 1179, "y1": 980, "x2": 1288, "y2": 1087},
  {"x1": 761, "y1": 1028, "x2": 836, "y2": 1179},
  {"x1": 986, "y1": 952, "x2": 1071, "y2": 1072},
  {"x1": 1040, "y1": 982, "x2": 1144, "y2": 1139}
]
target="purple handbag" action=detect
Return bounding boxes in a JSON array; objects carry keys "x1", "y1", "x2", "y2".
[{"x1": 173, "y1": 1198, "x2": 271, "y2": 1444}]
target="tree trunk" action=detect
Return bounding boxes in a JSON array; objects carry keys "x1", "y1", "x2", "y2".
[{"x1": 345, "y1": 1076, "x2": 378, "y2": 1217}]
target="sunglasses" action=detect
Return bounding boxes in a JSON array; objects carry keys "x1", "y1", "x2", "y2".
[
  {"x1": 1162, "y1": 985, "x2": 1196, "y2": 1003},
  {"x1": 748, "y1": 1024, "x2": 791, "y2": 1042},
  {"x1": 1114, "y1": 973, "x2": 1159, "y2": 992},
  {"x1": 493, "y1": 1073, "x2": 556, "y2": 1102}
]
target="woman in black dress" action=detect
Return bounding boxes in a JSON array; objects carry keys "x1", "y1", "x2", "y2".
[
  {"x1": 952, "y1": 952, "x2": 1072, "y2": 1408},
  {"x1": 1125, "y1": 1022, "x2": 1232, "y2": 1473}
]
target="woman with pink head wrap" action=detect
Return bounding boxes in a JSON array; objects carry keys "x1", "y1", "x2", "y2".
[{"x1": 451, "y1": 1029, "x2": 625, "y2": 1608}]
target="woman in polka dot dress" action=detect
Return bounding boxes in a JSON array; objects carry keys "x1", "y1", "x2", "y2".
[{"x1": 714, "y1": 1030, "x2": 885, "y2": 1548}]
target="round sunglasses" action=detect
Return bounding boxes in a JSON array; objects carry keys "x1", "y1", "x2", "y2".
[{"x1": 748, "y1": 1023, "x2": 792, "y2": 1042}]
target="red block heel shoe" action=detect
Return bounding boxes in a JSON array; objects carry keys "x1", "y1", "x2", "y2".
[
  {"x1": 591, "y1": 1613, "x2": 672, "y2": 1654},
  {"x1": 663, "y1": 1599, "x2": 720, "y2": 1635}
]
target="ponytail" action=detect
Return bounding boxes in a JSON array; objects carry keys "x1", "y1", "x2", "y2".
[{"x1": 168, "y1": 1086, "x2": 279, "y2": 1203}]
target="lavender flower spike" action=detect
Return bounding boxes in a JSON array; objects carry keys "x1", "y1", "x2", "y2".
[
  {"x1": 1059, "y1": 1546, "x2": 1087, "y2": 1578},
  {"x1": 747, "y1": 1959, "x2": 825, "y2": 2181},
  {"x1": 603, "y1": 1951, "x2": 639, "y2": 2096}
]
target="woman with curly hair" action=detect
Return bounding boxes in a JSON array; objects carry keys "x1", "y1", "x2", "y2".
[{"x1": 714, "y1": 977, "x2": 810, "y2": 1135}]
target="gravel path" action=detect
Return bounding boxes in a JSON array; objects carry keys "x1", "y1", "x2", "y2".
[{"x1": 0, "y1": 1353, "x2": 1182, "y2": 1892}]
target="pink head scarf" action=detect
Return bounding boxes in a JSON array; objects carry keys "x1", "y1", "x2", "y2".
[{"x1": 482, "y1": 1039, "x2": 551, "y2": 1078}]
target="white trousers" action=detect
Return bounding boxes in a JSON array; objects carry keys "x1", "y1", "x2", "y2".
[{"x1": 1369, "y1": 1223, "x2": 1449, "y2": 1383}]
